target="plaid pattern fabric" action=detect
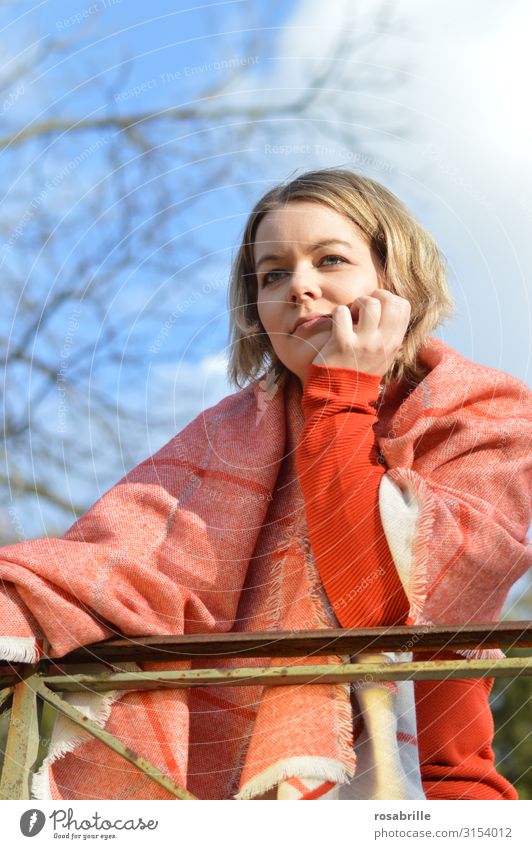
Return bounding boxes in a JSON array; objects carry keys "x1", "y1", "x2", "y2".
[{"x1": 1, "y1": 337, "x2": 530, "y2": 800}]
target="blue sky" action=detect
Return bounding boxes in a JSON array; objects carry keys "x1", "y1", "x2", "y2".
[
  {"x1": 1, "y1": 0, "x2": 530, "y2": 591},
  {"x1": 3, "y1": 0, "x2": 530, "y2": 396}
]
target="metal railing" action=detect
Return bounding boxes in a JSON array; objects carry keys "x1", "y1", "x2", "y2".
[{"x1": 1, "y1": 621, "x2": 531, "y2": 800}]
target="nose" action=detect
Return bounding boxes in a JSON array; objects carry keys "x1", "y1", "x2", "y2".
[{"x1": 287, "y1": 267, "x2": 322, "y2": 303}]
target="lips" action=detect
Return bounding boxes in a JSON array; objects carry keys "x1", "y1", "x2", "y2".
[{"x1": 292, "y1": 314, "x2": 332, "y2": 333}]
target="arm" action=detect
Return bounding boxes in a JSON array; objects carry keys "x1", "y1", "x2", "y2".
[
  {"x1": 377, "y1": 372, "x2": 532, "y2": 629},
  {"x1": 0, "y1": 388, "x2": 271, "y2": 661},
  {"x1": 300, "y1": 292, "x2": 530, "y2": 626},
  {"x1": 296, "y1": 363, "x2": 409, "y2": 628}
]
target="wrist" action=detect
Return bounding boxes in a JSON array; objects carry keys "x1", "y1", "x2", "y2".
[{"x1": 302, "y1": 363, "x2": 383, "y2": 411}]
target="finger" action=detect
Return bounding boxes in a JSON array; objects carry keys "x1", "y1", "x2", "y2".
[
  {"x1": 331, "y1": 304, "x2": 356, "y2": 343},
  {"x1": 371, "y1": 290, "x2": 411, "y2": 341},
  {"x1": 352, "y1": 295, "x2": 381, "y2": 330}
]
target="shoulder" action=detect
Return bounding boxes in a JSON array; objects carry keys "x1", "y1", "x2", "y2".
[
  {"x1": 378, "y1": 339, "x2": 531, "y2": 461},
  {"x1": 414, "y1": 337, "x2": 532, "y2": 416}
]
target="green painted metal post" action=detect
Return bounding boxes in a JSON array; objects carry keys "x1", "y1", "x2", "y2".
[{"x1": 0, "y1": 676, "x2": 40, "y2": 800}]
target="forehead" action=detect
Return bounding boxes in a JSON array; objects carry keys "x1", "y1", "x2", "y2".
[{"x1": 253, "y1": 201, "x2": 366, "y2": 263}]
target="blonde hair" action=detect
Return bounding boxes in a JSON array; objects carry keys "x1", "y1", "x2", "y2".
[{"x1": 227, "y1": 168, "x2": 456, "y2": 392}]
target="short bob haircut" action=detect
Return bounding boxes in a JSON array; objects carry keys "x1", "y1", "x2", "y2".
[{"x1": 227, "y1": 168, "x2": 456, "y2": 393}]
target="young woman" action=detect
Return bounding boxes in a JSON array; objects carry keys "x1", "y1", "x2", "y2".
[{"x1": 1, "y1": 169, "x2": 530, "y2": 801}]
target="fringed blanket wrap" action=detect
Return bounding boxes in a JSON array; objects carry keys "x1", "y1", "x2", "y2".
[{"x1": 1, "y1": 337, "x2": 530, "y2": 800}]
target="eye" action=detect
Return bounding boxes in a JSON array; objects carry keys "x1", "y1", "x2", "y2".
[
  {"x1": 258, "y1": 255, "x2": 348, "y2": 287},
  {"x1": 260, "y1": 269, "x2": 288, "y2": 287},
  {"x1": 321, "y1": 255, "x2": 347, "y2": 266}
]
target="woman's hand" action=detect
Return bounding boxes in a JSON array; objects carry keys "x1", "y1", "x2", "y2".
[{"x1": 310, "y1": 289, "x2": 411, "y2": 378}]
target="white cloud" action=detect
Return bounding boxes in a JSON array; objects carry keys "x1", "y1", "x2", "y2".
[{"x1": 255, "y1": 0, "x2": 531, "y2": 385}]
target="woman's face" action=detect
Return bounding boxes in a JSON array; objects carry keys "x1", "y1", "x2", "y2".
[{"x1": 254, "y1": 200, "x2": 384, "y2": 385}]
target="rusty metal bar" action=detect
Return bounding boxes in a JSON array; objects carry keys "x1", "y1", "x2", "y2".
[
  {"x1": 50, "y1": 621, "x2": 532, "y2": 665},
  {"x1": 1, "y1": 622, "x2": 531, "y2": 689},
  {"x1": 38, "y1": 656, "x2": 532, "y2": 692},
  {"x1": 1, "y1": 623, "x2": 530, "y2": 801}
]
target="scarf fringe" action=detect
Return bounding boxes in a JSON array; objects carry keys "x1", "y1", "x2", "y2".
[
  {"x1": 31, "y1": 663, "x2": 141, "y2": 800},
  {"x1": 297, "y1": 518, "x2": 339, "y2": 632},
  {"x1": 0, "y1": 636, "x2": 39, "y2": 663},
  {"x1": 332, "y1": 682, "x2": 357, "y2": 773},
  {"x1": 262, "y1": 535, "x2": 291, "y2": 634},
  {"x1": 455, "y1": 647, "x2": 505, "y2": 661},
  {"x1": 234, "y1": 755, "x2": 350, "y2": 800},
  {"x1": 226, "y1": 705, "x2": 263, "y2": 799},
  {"x1": 401, "y1": 471, "x2": 436, "y2": 623},
  {"x1": 409, "y1": 616, "x2": 506, "y2": 662},
  {"x1": 299, "y1": 518, "x2": 357, "y2": 774}
]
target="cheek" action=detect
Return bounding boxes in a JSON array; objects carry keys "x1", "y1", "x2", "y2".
[
  {"x1": 256, "y1": 305, "x2": 267, "y2": 333},
  {"x1": 257, "y1": 301, "x2": 276, "y2": 334}
]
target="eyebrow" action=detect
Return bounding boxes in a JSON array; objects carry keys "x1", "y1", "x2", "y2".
[{"x1": 255, "y1": 239, "x2": 354, "y2": 270}]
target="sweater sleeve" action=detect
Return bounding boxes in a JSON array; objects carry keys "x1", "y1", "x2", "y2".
[
  {"x1": 295, "y1": 363, "x2": 409, "y2": 629},
  {"x1": 414, "y1": 650, "x2": 517, "y2": 800}
]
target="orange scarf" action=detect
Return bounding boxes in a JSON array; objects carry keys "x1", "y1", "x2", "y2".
[{"x1": 1, "y1": 337, "x2": 530, "y2": 799}]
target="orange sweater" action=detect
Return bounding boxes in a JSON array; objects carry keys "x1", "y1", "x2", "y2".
[{"x1": 296, "y1": 363, "x2": 516, "y2": 801}]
